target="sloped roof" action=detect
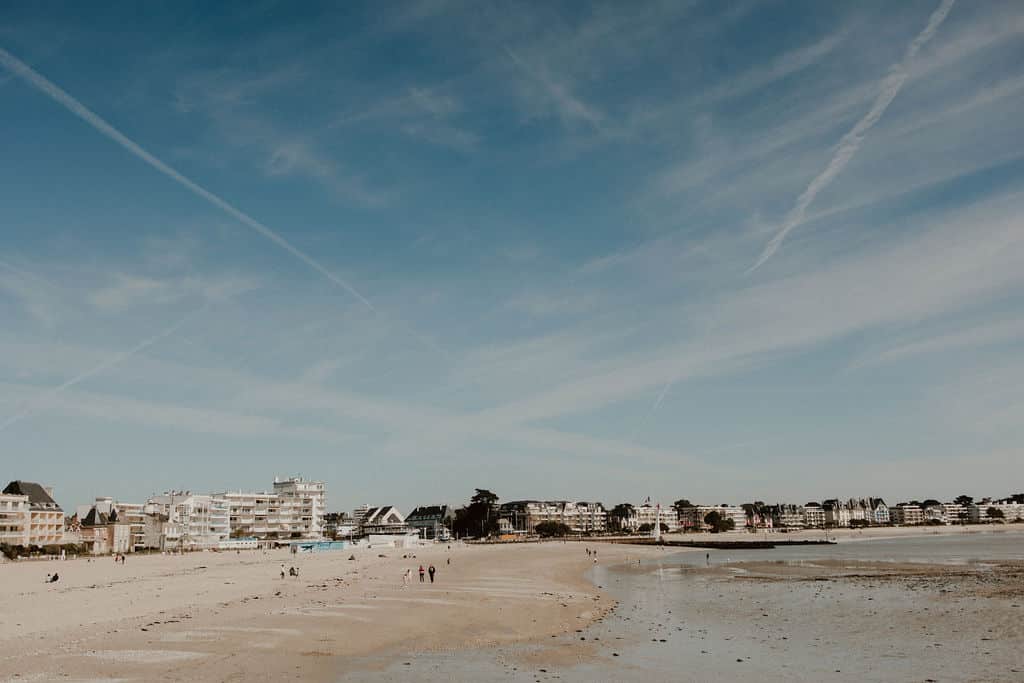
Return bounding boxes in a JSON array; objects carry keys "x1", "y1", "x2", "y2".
[
  {"x1": 3, "y1": 481, "x2": 61, "y2": 511},
  {"x1": 81, "y1": 506, "x2": 121, "y2": 526},
  {"x1": 407, "y1": 505, "x2": 449, "y2": 520}
]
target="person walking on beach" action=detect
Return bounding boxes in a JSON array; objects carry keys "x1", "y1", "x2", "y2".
[
  {"x1": 280, "y1": 563, "x2": 286, "y2": 579},
  {"x1": 418, "y1": 565, "x2": 425, "y2": 583},
  {"x1": 402, "y1": 568, "x2": 411, "y2": 588},
  {"x1": 706, "y1": 553, "x2": 710, "y2": 566},
  {"x1": 428, "y1": 564, "x2": 436, "y2": 583}
]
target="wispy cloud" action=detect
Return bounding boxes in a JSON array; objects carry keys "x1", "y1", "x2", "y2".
[
  {"x1": 0, "y1": 303, "x2": 208, "y2": 432},
  {"x1": 0, "y1": 46, "x2": 378, "y2": 311},
  {"x1": 504, "y1": 47, "x2": 604, "y2": 129},
  {"x1": 750, "y1": 0, "x2": 957, "y2": 270}
]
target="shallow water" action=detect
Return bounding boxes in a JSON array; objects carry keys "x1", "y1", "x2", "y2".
[{"x1": 336, "y1": 530, "x2": 1024, "y2": 682}]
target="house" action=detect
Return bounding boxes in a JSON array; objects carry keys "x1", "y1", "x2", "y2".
[
  {"x1": 867, "y1": 498, "x2": 890, "y2": 525},
  {"x1": 358, "y1": 505, "x2": 410, "y2": 535},
  {"x1": 406, "y1": 505, "x2": 454, "y2": 540},
  {"x1": 3, "y1": 481, "x2": 64, "y2": 546},
  {"x1": 78, "y1": 504, "x2": 132, "y2": 555},
  {"x1": 822, "y1": 500, "x2": 851, "y2": 528}
]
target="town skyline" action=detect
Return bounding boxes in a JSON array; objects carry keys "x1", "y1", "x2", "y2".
[{"x1": 6, "y1": 471, "x2": 1022, "y2": 526}]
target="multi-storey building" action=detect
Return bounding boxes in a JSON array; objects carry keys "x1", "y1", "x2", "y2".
[
  {"x1": 768, "y1": 504, "x2": 806, "y2": 529},
  {"x1": 3, "y1": 481, "x2": 63, "y2": 546},
  {"x1": 822, "y1": 500, "x2": 851, "y2": 528},
  {"x1": 631, "y1": 503, "x2": 677, "y2": 532},
  {"x1": 802, "y1": 503, "x2": 826, "y2": 528},
  {"x1": 214, "y1": 477, "x2": 325, "y2": 541},
  {"x1": 145, "y1": 492, "x2": 229, "y2": 549},
  {"x1": 0, "y1": 492, "x2": 31, "y2": 546},
  {"x1": 499, "y1": 501, "x2": 608, "y2": 534},
  {"x1": 273, "y1": 477, "x2": 325, "y2": 538},
  {"x1": 941, "y1": 503, "x2": 968, "y2": 524},
  {"x1": 890, "y1": 503, "x2": 924, "y2": 526},
  {"x1": 677, "y1": 505, "x2": 746, "y2": 531}
]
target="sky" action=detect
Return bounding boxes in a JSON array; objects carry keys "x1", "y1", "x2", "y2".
[{"x1": 1, "y1": 0, "x2": 1023, "y2": 513}]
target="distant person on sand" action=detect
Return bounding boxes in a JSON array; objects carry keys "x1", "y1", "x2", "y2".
[
  {"x1": 280, "y1": 564, "x2": 286, "y2": 579},
  {"x1": 418, "y1": 565, "x2": 425, "y2": 583},
  {"x1": 446, "y1": 557, "x2": 450, "y2": 565},
  {"x1": 428, "y1": 564, "x2": 436, "y2": 583},
  {"x1": 49, "y1": 572, "x2": 59, "y2": 583},
  {"x1": 402, "y1": 568, "x2": 411, "y2": 588},
  {"x1": 706, "y1": 553, "x2": 710, "y2": 566}
]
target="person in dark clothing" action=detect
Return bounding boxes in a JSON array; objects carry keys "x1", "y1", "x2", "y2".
[
  {"x1": 428, "y1": 564, "x2": 436, "y2": 583},
  {"x1": 50, "y1": 572, "x2": 59, "y2": 583},
  {"x1": 418, "y1": 565, "x2": 425, "y2": 583}
]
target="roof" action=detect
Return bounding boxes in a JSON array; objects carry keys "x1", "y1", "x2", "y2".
[
  {"x1": 3, "y1": 481, "x2": 62, "y2": 511},
  {"x1": 81, "y1": 507, "x2": 121, "y2": 526},
  {"x1": 407, "y1": 505, "x2": 450, "y2": 520}
]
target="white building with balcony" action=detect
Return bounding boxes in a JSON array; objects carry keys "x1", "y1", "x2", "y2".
[
  {"x1": 145, "y1": 492, "x2": 229, "y2": 550},
  {"x1": 0, "y1": 492, "x2": 30, "y2": 547}
]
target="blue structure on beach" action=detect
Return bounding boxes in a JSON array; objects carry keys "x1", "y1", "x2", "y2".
[{"x1": 289, "y1": 540, "x2": 350, "y2": 553}]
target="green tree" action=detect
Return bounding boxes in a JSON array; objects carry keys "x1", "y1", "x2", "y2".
[
  {"x1": 987, "y1": 507, "x2": 1005, "y2": 519},
  {"x1": 534, "y1": 521, "x2": 572, "y2": 538},
  {"x1": 637, "y1": 522, "x2": 669, "y2": 534},
  {"x1": 453, "y1": 489, "x2": 501, "y2": 538},
  {"x1": 672, "y1": 499, "x2": 693, "y2": 516},
  {"x1": 609, "y1": 503, "x2": 635, "y2": 531},
  {"x1": 703, "y1": 510, "x2": 735, "y2": 533},
  {"x1": 954, "y1": 495, "x2": 973, "y2": 506}
]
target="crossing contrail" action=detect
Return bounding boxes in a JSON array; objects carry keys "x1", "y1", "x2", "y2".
[
  {"x1": 0, "y1": 47, "x2": 375, "y2": 311},
  {"x1": 0, "y1": 305, "x2": 208, "y2": 432},
  {"x1": 750, "y1": 0, "x2": 956, "y2": 271}
]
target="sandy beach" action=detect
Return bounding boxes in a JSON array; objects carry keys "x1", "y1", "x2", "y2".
[
  {"x1": 0, "y1": 541, "x2": 659, "y2": 681},
  {"x1": 2, "y1": 527, "x2": 1023, "y2": 682}
]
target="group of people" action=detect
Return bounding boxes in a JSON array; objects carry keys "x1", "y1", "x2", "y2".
[
  {"x1": 279, "y1": 563, "x2": 300, "y2": 579},
  {"x1": 113, "y1": 553, "x2": 127, "y2": 564},
  {"x1": 402, "y1": 563, "x2": 437, "y2": 587},
  {"x1": 44, "y1": 572, "x2": 59, "y2": 583},
  {"x1": 585, "y1": 547, "x2": 598, "y2": 563}
]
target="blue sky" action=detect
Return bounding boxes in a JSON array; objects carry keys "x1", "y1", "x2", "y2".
[{"x1": 1, "y1": 0, "x2": 1023, "y2": 513}]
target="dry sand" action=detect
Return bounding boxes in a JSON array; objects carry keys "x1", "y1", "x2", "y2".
[{"x1": 0, "y1": 541, "x2": 660, "y2": 681}]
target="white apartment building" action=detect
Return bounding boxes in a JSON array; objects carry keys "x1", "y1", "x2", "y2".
[
  {"x1": 630, "y1": 504, "x2": 678, "y2": 532},
  {"x1": 679, "y1": 505, "x2": 746, "y2": 531},
  {"x1": 145, "y1": 493, "x2": 229, "y2": 550},
  {"x1": 273, "y1": 476, "x2": 325, "y2": 538},
  {"x1": 215, "y1": 477, "x2": 325, "y2": 541},
  {"x1": 0, "y1": 493, "x2": 30, "y2": 546},
  {"x1": 500, "y1": 501, "x2": 608, "y2": 534},
  {"x1": 969, "y1": 502, "x2": 1024, "y2": 523},
  {"x1": 802, "y1": 504, "x2": 826, "y2": 528},
  {"x1": 890, "y1": 504, "x2": 924, "y2": 525}
]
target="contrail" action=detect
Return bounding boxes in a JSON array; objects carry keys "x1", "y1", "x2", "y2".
[
  {"x1": 0, "y1": 47, "x2": 375, "y2": 312},
  {"x1": 750, "y1": 0, "x2": 956, "y2": 271},
  {"x1": 0, "y1": 305, "x2": 207, "y2": 432}
]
